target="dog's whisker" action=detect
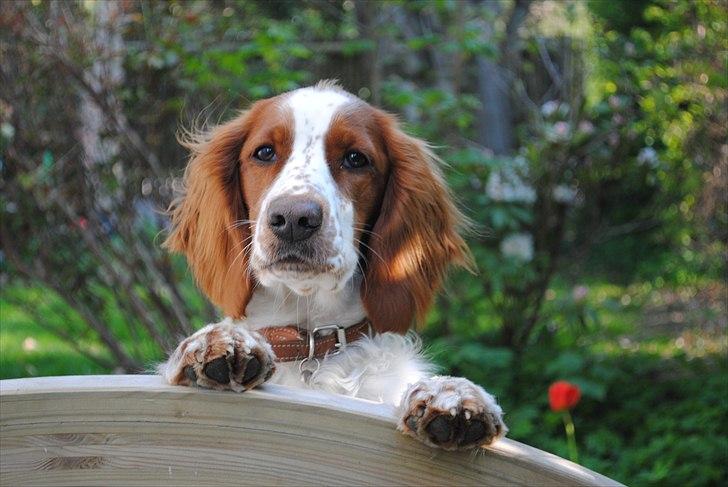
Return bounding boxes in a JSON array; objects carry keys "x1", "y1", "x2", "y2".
[
  {"x1": 352, "y1": 225, "x2": 383, "y2": 240},
  {"x1": 352, "y1": 223, "x2": 381, "y2": 233},
  {"x1": 227, "y1": 239, "x2": 256, "y2": 273},
  {"x1": 352, "y1": 246, "x2": 369, "y2": 290},
  {"x1": 272, "y1": 288, "x2": 293, "y2": 318},
  {"x1": 226, "y1": 219, "x2": 258, "y2": 231},
  {"x1": 354, "y1": 237, "x2": 389, "y2": 270},
  {"x1": 230, "y1": 234, "x2": 254, "y2": 251}
]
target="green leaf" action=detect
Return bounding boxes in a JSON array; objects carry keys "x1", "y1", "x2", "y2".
[{"x1": 545, "y1": 352, "x2": 585, "y2": 376}]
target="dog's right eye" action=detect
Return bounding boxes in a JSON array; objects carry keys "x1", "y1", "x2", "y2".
[
  {"x1": 253, "y1": 145, "x2": 276, "y2": 163},
  {"x1": 342, "y1": 150, "x2": 370, "y2": 170}
]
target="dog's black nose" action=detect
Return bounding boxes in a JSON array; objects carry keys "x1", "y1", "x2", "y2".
[{"x1": 267, "y1": 196, "x2": 323, "y2": 242}]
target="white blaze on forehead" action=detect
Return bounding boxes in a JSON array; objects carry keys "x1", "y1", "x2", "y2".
[
  {"x1": 259, "y1": 86, "x2": 353, "y2": 211},
  {"x1": 289, "y1": 87, "x2": 352, "y2": 166}
]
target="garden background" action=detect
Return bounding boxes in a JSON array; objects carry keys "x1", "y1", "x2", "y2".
[{"x1": 1, "y1": 1, "x2": 726, "y2": 484}]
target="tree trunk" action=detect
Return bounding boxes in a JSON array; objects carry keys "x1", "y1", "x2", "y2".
[{"x1": 474, "y1": 0, "x2": 531, "y2": 155}]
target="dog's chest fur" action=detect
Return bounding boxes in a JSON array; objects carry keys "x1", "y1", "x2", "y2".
[{"x1": 243, "y1": 277, "x2": 366, "y2": 332}]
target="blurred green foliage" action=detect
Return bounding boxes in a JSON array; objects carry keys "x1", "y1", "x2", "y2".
[
  {"x1": 1, "y1": 1, "x2": 726, "y2": 485},
  {"x1": 424, "y1": 278, "x2": 727, "y2": 485}
]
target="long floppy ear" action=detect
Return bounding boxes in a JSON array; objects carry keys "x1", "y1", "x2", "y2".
[
  {"x1": 362, "y1": 112, "x2": 474, "y2": 333},
  {"x1": 164, "y1": 112, "x2": 254, "y2": 318}
]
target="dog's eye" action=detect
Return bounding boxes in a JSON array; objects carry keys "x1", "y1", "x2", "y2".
[
  {"x1": 342, "y1": 150, "x2": 369, "y2": 170},
  {"x1": 253, "y1": 145, "x2": 276, "y2": 162}
]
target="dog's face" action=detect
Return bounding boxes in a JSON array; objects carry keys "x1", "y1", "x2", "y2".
[
  {"x1": 166, "y1": 83, "x2": 471, "y2": 332},
  {"x1": 242, "y1": 89, "x2": 387, "y2": 295}
]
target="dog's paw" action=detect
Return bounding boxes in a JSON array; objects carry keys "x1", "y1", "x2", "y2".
[
  {"x1": 160, "y1": 318, "x2": 275, "y2": 392},
  {"x1": 398, "y1": 376, "x2": 507, "y2": 450}
]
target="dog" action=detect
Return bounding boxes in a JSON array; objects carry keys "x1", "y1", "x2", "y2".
[{"x1": 158, "y1": 81, "x2": 506, "y2": 450}]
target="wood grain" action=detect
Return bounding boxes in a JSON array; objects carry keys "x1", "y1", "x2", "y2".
[{"x1": 0, "y1": 375, "x2": 622, "y2": 486}]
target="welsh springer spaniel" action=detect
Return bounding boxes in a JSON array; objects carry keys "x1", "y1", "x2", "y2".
[{"x1": 159, "y1": 82, "x2": 506, "y2": 450}]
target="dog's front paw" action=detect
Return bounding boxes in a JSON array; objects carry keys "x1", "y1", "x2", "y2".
[
  {"x1": 398, "y1": 376, "x2": 507, "y2": 450},
  {"x1": 160, "y1": 318, "x2": 275, "y2": 392}
]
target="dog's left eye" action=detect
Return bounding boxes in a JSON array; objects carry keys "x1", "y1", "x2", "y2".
[
  {"x1": 342, "y1": 150, "x2": 370, "y2": 170},
  {"x1": 253, "y1": 145, "x2": 276, "y2": 162}
]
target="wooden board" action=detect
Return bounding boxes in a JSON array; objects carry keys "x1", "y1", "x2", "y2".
[{"x1": 0, "y1": 375, "x2": 621, "y2": 486}]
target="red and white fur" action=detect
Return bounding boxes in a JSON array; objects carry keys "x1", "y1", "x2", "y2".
[{"x1": 159, "y1": 82, "x2": 506, "y2": 450}]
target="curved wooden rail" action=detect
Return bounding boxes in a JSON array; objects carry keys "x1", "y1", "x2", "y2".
[{"x1": 0, "y1": 375, "x2": 621, "y2": 486}]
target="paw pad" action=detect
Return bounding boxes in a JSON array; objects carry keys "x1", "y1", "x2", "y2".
[
  {"x1": 203, "y1": 356, "x2": 230, "y2": 384},
  {"x1": 420, "y1": 412, "x2": 492, "y2": 448}
]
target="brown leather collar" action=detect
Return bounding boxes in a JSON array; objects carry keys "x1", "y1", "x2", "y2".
[{"x1": 259, "y1": 320, "x2": 372, "y2": 362}]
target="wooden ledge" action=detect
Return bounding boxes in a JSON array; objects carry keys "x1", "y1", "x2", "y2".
[{"x1": 0, "y1": 375, "x2": 621, "y2": 486}]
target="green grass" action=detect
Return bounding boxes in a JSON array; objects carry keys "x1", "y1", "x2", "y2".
[
  {"x1": 0, "y1": 299, "x2": 108, "y2": 379},
  {"x1": 0, "y1": 281, "x2": 197, "y2": 379}
]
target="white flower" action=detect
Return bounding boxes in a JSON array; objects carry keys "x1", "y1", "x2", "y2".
[
  {"x1": 541, "y1": 100, "x2": 559, "y2": 117},
  {"x1": 486, "y1": 171, "x2": 536, "y2": 204},
  {"x1": 0, "y1": 123, "x2": 14, "y2": 140},
  {"x1": 500, "y1": 233, "x2": 534, "y2": 262},
  {"x1": 578, "y1": 120, "x2": 595, "y2": 134},
  {"x1": 553, "y1": 185, "x2": 578, "y2": 204},
  {"x1": 637, "y1": 147, "x2": 659, "y2": 167},
  {"x1": 485, "y1": 156, "x2": 535, "y2": 203},
  {"x1": 512, "y1": 155, "x2": 529, "y2": 170},
  {"x1": 554, "y1": 121, "x2": 570, "y2": 137},
  {"x1": 572, "y1": 285, "x2": 589, "y2": 302},
  {"x1": 546, "y1": 121, "x2": 571, "y2": 142}
]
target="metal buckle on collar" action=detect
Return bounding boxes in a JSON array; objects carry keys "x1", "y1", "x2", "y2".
[
  {"x1": 299, "y1": 324, "x2": 347, "y2": 383},
  {"x1": 308, "y1": 324, "x2": 347, "y2": 361}
]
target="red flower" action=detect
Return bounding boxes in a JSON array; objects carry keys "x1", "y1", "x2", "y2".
[{"x1": 549, "y1": 381, "x2": 581, "y2": 412}]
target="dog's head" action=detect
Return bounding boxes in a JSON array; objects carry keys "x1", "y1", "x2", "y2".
[{"x1": 165, "y1": 82, "x2": 471, "y2": 332}]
